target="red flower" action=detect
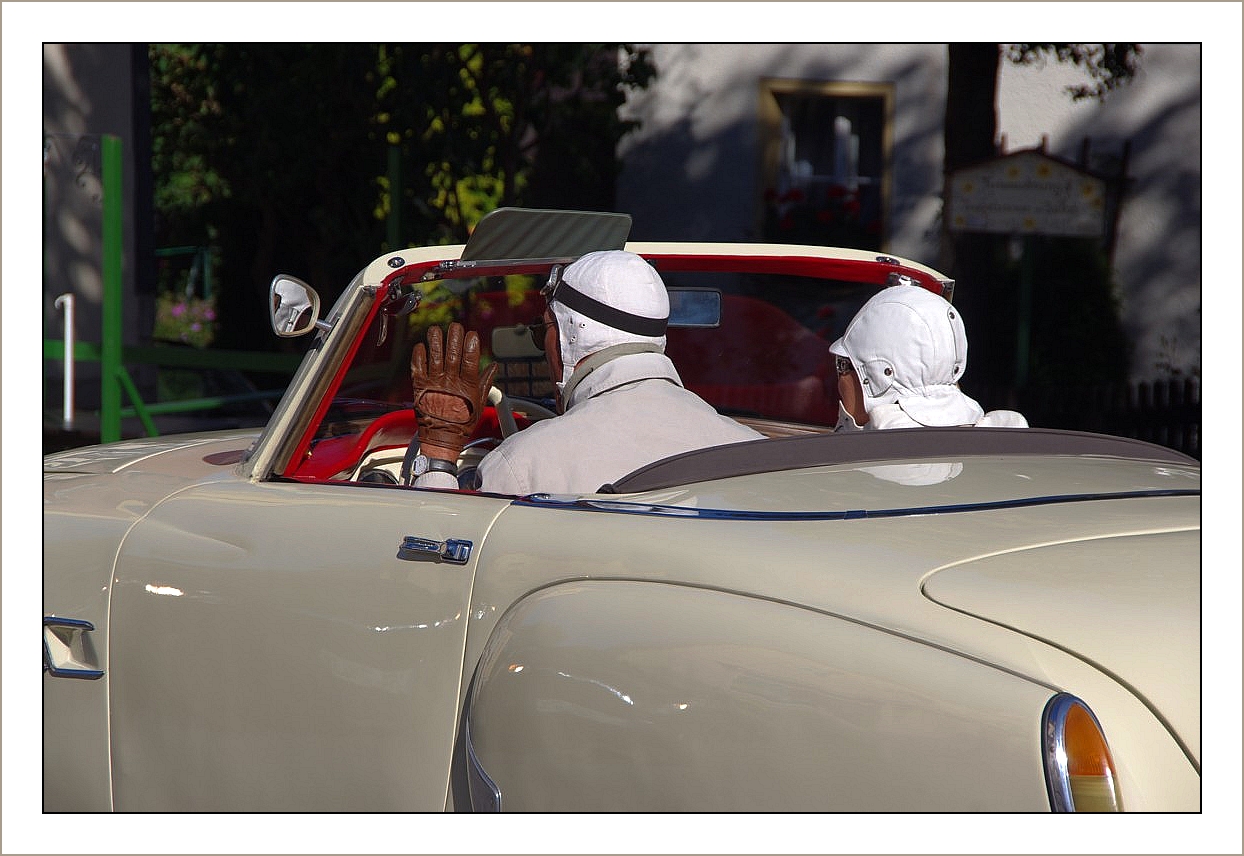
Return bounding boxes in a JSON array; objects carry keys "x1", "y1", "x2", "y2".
[
  {"x1": 826, "y1": 184, "x2": 848, "y2": 199},
  {"x1": 781, "y1": 188, "x2": 805, "y2": 204},
  {"x1": 843, "y1": 198, "x2": 861, "y2": 217},
  {"x1": 816, "y1": 209, "x2": 835, "y2": 224}
]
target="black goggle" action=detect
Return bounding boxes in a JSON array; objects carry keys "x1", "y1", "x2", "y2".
[{"x1": 539, "y1": 263, "x2": 668, "y2": 339}]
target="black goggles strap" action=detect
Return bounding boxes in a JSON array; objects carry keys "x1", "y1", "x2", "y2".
[{"x1": 551, "y1": 279, "x2": 668, "y2": 338}]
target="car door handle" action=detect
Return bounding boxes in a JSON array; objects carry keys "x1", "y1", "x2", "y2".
[
  {"x1": 397, "y1": 536, "x2": 472, "y2": 565},
  {"x1": 43, "y1": 616, "x2": 105, "y2": 680}
]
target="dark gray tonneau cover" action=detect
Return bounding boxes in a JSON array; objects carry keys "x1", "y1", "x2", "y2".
[{"x1": 601, "y1": 428, "x2": 1197, "y2": 494}]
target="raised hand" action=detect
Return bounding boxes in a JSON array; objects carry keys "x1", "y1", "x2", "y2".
[{"x1": 410, "y1": 322, "x2": 499, "y2": 461}]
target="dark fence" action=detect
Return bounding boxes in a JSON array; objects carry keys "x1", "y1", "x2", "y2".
[{"x1": 1009, "y1": 377, "x2": 1201, "y2": 460}]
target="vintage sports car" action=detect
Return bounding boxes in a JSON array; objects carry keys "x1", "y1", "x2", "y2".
[{"x1": 44, "y1": 209, "x2": 1200, "y2": 813}]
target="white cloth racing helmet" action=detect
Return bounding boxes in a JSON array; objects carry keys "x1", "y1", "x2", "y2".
[
  {"x1": 545, "y1": 250, "x2": 669, "y2": 390},
  {"x1": 829, "y1": 283, "x2": 983, "y2": 427}
]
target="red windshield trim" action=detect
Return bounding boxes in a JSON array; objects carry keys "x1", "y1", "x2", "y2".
[
  {"x1": 282, "y1": 261, "x2": 442, "y2": 477},
  {"x1": 411, "y1": 250, "x2": 947, "y2": 295},
  {"x1": 638, "y1": 252, "x2": 947, "y2": 294},
  {"x1": 282, "y1": 298, "x2": 385, "y2": 476},
  {"x1": 281, "y1": 259, "x2": 473, "y2": 477}
]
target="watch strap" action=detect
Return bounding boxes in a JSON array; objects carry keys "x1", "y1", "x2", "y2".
[{"x1": 422, "y1": 455, "x2": 457, "y2": 475}]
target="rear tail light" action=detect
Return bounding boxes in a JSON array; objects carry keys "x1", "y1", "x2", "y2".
[{"x1": 1042, "y1": 694, "x2": 1123, "y2": 812}]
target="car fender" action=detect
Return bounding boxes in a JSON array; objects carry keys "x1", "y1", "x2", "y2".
[
  {"x1": 464, "y1": 579, "x2": 1056, "y2": 812},
  {"x1": 43, "y1": 470, "x2": 180, "y2": 811}
]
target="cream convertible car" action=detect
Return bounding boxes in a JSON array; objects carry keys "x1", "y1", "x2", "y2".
[{"x1": 44, "y1": 209, "x2": 1200, "y2": 812}]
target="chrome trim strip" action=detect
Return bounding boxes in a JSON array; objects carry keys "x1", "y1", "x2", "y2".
[
  {"x1": 463, "y1": 717, "x2": 501, "y2": 812},
  {"x1": 515, "y1": 489, "x2": 1200, "y2": 522},
  {"x1": 1042, "y1": 693, "x2": 1078, "y2": 812}
]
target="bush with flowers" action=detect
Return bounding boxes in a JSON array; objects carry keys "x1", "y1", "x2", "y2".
[{"x1": 154, "y1": 291, "x2": 218, "y2": 348}]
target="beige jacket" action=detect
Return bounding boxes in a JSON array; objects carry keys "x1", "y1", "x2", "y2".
[{"x1": 422, "y1": 351, "x2": 763, "y2": 496}]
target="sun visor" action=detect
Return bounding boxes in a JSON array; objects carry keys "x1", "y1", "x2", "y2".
[{"x1": 461, "y1": 208, "x2": 632, "y2": 262}]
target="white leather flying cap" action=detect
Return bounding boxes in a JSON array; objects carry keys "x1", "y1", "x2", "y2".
[
  {"x1": 829, "y1": 284, "x2": 983, "y2": 427},
  {"x1": 548, "y1": 250, "x2": 669, "y2": 388}
]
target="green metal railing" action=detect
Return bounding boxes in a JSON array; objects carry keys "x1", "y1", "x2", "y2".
[
  {"x1": 46, "y1": 133, "x2": 301, "y2": 443},
  {"x1": 44, "y1": 338, "x2": 301, "y2": 438}
]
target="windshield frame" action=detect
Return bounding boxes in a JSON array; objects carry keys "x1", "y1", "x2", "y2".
[{"x1": 246, "y1": 242, "x2": 954, "y2": 483}]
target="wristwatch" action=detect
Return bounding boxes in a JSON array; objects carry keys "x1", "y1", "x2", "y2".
[{"x1": 411, "y1": 454, "x2": 458, "y2": 478}]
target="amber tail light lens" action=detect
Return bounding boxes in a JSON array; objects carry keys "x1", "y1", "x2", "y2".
[{"x1": 1042, "y1": 694, "x2": 1123, "y2": 812}]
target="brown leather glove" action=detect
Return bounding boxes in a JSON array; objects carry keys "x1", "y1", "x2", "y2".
[{"x1": 410, "y1": 322, "x2": 498, "y2": 461}]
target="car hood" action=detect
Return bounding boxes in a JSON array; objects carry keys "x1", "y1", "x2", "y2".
[
  {"x1": 921, "y1": 530, "x2": 1200, "y2": 766},
  {"x1": 44, "y1": 429, "x2": 260, "y2": 476}
]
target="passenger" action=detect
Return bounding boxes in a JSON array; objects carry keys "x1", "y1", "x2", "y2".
[
  {"x1": 830, "y1": 282, "x2": 1027, "y2": 431},
  {"x1": 410, "y1": 250, "x2": 764, "y2": 494}
]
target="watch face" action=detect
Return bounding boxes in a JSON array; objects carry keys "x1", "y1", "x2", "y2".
[{"x1": 411, "y1": 455, "x2": 430, "y2": 477}]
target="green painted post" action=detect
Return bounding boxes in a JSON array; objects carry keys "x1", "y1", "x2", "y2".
[{"x1": 100, "y1": 134, "x2": 124, "y2": 443}]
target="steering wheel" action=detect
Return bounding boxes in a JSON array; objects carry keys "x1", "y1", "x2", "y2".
[
  {"x1": 490, "y1": 387, "x2": 520, "y2": 437},
  {"x1": 490, "y1": 386, "x2": 557, "y2": 438}
]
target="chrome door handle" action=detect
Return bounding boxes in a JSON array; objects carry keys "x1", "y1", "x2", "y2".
[
  {"x1": 43, "y1": 616, "x2": 105, "y2": 680},
  {"x1": 397, "y1": 536, "x2": 472, "y2": 565}
]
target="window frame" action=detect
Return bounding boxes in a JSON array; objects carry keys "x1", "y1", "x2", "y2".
[{"x1": 757, "y1": 78, "x2": 896, "y2": 251}]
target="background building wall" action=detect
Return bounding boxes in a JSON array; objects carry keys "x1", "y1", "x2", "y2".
[
  {"x1": 43, "y1": 43, "x2": 154, "y2": 406},
  {"x1": 617, "y1": 44, "x2": 948, "y2": 264},
  {"x1": 618, "y1": 43, "x2": 1202, "y2": 383},
  {"x1": 997, "y1": 44, "x2": 1201, "y2": 380}
]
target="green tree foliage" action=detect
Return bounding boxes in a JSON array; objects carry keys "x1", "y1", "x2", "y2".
[{"x1": 148, "y1": 43, "x2": 654, "y2": 349}]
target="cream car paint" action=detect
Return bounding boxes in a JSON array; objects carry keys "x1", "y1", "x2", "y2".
[
  {"x1": 458, "y1": 469, "x2": 1199, "y2": 811},
  {"x1": 44, "y1": 432, "x2": 262, "y2": 811},
  {"x1": 468, "y1": 580, "x2": 1057, "y2": 811},
  {"x1": 106, "y1": 477, "x2": 510, "y2": 811}
]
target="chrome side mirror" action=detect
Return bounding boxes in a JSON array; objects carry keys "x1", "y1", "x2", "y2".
[{"x1": 269, "y1": 275, "x2": 322, "y2": 337}]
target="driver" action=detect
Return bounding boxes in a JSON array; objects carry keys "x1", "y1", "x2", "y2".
[
  {"x1": 410, "y1": 249, "x2": 764, "y2": 494},
  {"x1": 830, "y1": 281, "x2": 1027, "y2": 431}
]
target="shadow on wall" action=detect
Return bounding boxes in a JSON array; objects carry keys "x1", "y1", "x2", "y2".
[
  {"x1": 44, "y1": 45, "x2": 114, "y2": 336},
  {"x1": 616, "y1": 44, "x2": 944, "y2": 254},
  {"x1": 1062, "y1": 79, "x2": 1201, "y2": 381}
]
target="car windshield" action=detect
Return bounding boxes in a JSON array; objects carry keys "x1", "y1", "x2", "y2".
[
  {"x1": 283, "y1": 251, "x2": 940, "y2": 484},
  {"x1": 333, "y1": 268, "x2": 884, "y2": 416}
]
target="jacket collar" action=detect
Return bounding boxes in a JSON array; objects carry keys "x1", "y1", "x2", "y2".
[{"x1": 563, "y1": 347, "x2": 682, "y2": 411}]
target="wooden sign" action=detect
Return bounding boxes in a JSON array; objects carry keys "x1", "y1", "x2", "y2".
[{"x1": 947, "y1": 150, "x2": 1107, "y2": 237}]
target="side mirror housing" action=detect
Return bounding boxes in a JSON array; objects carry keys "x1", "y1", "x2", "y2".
[{"x1": 269, "y1": 275, "x2": 321, "y2": 337}]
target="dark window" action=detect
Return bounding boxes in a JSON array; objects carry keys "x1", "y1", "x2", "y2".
[{"x1": 759, "y1": 80, "x2": 893, "y2": 251}]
